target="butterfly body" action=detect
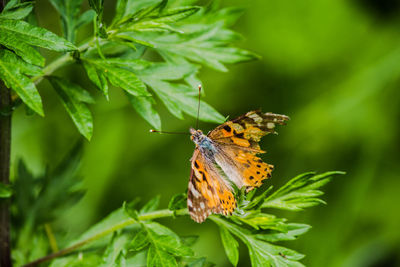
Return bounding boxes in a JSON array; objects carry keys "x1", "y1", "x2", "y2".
[
  {"x1": 190, "y1": 128, "x2": 217, "y2": 158},
  {"x1": 187, "y1": 110, "x2": 289, "y2": 223}
]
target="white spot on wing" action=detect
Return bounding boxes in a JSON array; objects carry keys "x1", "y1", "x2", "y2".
[
  {"x1": 200, "y1": 202, "x2": 205, "y2": 209},
  {"x1": 248, "y1": 113, "x2": 263, "y2": 124},
  {"x1": 267, "y1": 122, "x2": 275, "y2": 129}
]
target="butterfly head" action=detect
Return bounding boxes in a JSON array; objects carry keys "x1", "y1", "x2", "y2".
[{"x1": 190, "y1": 128, "x2": 205, "y2": 144}]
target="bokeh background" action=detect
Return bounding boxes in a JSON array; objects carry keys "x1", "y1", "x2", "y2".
[{"x1": 10, "y1": 0, "x2": 400, "y2": 266}]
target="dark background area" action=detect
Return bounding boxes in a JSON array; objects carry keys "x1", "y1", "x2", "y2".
[{"x1": 10, "y1": 0, "x2": 400, "y2": 266}]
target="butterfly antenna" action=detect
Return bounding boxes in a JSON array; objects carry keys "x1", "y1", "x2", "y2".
[
  {"x1": 195, "y1": 84, "x2": 201, "y2": 129},
  {"x1": 149, "y1": 129, "x2": 190, "y2": 135}
]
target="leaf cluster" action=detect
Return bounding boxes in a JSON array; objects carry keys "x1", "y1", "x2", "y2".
[
  {"x1": 211, "y1": 171, "x2": 344, "y2": 267},
  {"x1": 11, "y1": 142, "x2": 85, "y2": 266},
  {"x1": 12, "y1": 168, "x2": 342, "y2": 267},
  {"x1": 0, "y1": 0, "x2": 256, "y2": 140}
]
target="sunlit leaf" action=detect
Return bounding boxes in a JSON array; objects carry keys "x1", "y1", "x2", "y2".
[
  {"x1": 0, "y1": 50, "x2": 43, "y2": 116},
  {"x1": 83, "y1": 58, "x2": 150, "y2": 97},
  {"x1": 130, "y1": 227, "x2": 149, "y2": 251},
  {"x1": 0, "y1": 34, "x2": 45, "y2": 66},
  {"x1": 101, "y1": 232, "x2": 129, "y2": 267},
  {"x1": 0, "y1": 18, "x2": 77, "y2": 51},
  {"x1": 0, "y1": 2, "x2": 33, "y2": 20},
  {"x1": 262, "y1": 171, "x2": 344, "y2": 211},
  {"x1": 147, "y1": 244, "x2": 177, "y2": 267}
]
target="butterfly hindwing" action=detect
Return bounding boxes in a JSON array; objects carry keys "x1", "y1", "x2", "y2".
[
  {"x1": 210, "y1": 111, "x2": 287, "y2": 191},
  {"x1": 188, "y1": 149, "x2": 236, "y2": 223},
  {"x1": 214, "y1": 144, "x2": 274, "y2": 191}
]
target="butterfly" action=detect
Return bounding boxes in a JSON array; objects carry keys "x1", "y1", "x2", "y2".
[{"x1": 187, "y1": 110, "x2": 289, "y2": 223}]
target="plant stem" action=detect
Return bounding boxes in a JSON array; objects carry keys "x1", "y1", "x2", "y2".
[
  {"x1": 1, "y1": 3, "x2": 12, "y2": 261},
  {"x1": 31, "y1": 41, "x2": 91, "y2": 85},
  {"x1": 0, "y1": 81, "x2": 12, "y2": 267},
  {"x1": 21, "y1": 208, "x2": 188, "y2": 267}
]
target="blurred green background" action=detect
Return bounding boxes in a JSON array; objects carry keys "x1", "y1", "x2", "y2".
[{"x1": 10, "y1": 0, "x2": 400, "y2": 266}]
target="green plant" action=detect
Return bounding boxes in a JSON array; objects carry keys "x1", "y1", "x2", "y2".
[
  {"x1": 0, "y1": 0, "x2": 343, "y2": 266},
  {"x1": 12, "y1": 145, "x2": 342, "y2": 266}
]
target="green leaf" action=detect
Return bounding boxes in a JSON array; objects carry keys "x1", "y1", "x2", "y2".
[
  {"x1": 75, "y1": 10, "x2": 96, "y2": 29},
  {"x1": 158, "y1": 40, "x2": 258, "y2": 72},
  {"x1": 13, "y1": 160, "x2": 35, "y2": 221},
  {"x1": 0, "y1": 34, "x2": 45, "y2": 66},
  {"x1": 144, "y1": 222, "x2": 193, "y2": 257},
  {"x1": 0, "y1": 50, "x2": 42, "y2": 76},
  {"x1": 13, "y1": 142, "x2": 85, "y2": 228},
  {"x1": 103, "y1": 66, "x2": 149, "y2": 97},
  {"x1": 124, "y1": 0, "x2": 163, "y2": 18},
  {"x1": 126, "y1": 250, "x2": 147, "y2": 267},
  {"x1": 89, "y1": 58, "x2": 223, "y2": 123},
  {"x1": 101, "y1": 232, "x2": 129, "y2": 267},
  {"x1": 88, "y1": 0, "x2": 104, "y2": 17},
  {"x1": 140, "y1": 195, "x2": 160, "y2": 214},
  {"x1": 110, "y1": 34, "x2": 154, "y2": 48},
  {"x1": 168, "y1": 193, "x2": 187, "y2": 211},
  {"x1": 262, "y1": 171, "x2": 345, "y2": 211},
  {"x1": 255, "y1": 223, "x2": 311, "y2": 243},
  {"x1": 153, "y1": 6, "x2": 200, "y2": 24},
  {"x1": 148, "y1": 80, "x2": 223, "y2": 122},
  {"x1": 0, "y1": 183, "x2": 12, "y2": 198},
  {"x1": 131, "y1": 62, "x2": 224, "y2": 123},
  {"x1": 0, "y1": 18, "x2": 77, "y2": 52},
  {"x1": 83, "y1": 58, "x2": 150, "y2": 97},
  {"x1": 49, "y1": 255, "x2": 103, "y2": 267},
  {"x1": 213, "y1": 217, "x2": 305, "y2": 267},
  {"x1": 152, "y1": 234, "x2": 193, "y2": 257},
  {"x1": 70, "y1": 208, "x2": 131, "y2": 245},
  {"x1": 82, "y1": 61, "x2": 109, "y2": 99},
  {"x1": 147, "y1": 244, "x2": 177, "y2": 267},
  {"x1": 246, "y1": 238, "x2": 305, "y2": 267},
  {"x1": 126, "y1": 0, "x2": 167, "y2": 22},
  {"x1": 0, "y1": 50, "x2": 43, "y2": 116},
  {"x1": 143, "y1": 221, "x2": 193, "y2": 267},
  {"x1": 48, "y1": 76, "x2": 94, "y2": 140},
  {"x1": 127, "y1": 94, "x2": 161, "y2": 130},
  {"x1": 180, "y1": 235, "x2": 199, "y2": 247},
  {"x1": 130, "y1": 227, "x2": 150, "y2": 251},
  {"x1": 0, "y1": 2, "x2": 33, "y2": 20},
  {"x1": 123, "y1": 198, "x2": 140, "y2": 220},
  {"x1": 219, "y1": 226, "x2": 239, "y2": 266},
  {"x1": 3, "y1": 0, "x2": 19, "y2": 10},
  {"x1": 113, "y1": 0, "x2": 128, "y2": 25},
  {"x1": 49, "y1": 0, "x2": 84, "y2": 42}
]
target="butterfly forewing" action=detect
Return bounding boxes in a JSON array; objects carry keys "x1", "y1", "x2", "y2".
[
  {"x1": 209, "y1": 110, "x2": 289, "y2": 144},
  {"x1": 188, "y1": 149, "x2": 236, "y2": 223}
]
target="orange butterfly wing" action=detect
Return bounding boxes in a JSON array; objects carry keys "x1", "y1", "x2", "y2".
[
  {"x1": 187, "y1": 111, "x2": 289, "y2": 223},
  {"x1": 210, "y1": 111, "x2": 289, "y2": 190},
  {"x1": 187, "y1": 149, "x2": 236, "y2": 223}
]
